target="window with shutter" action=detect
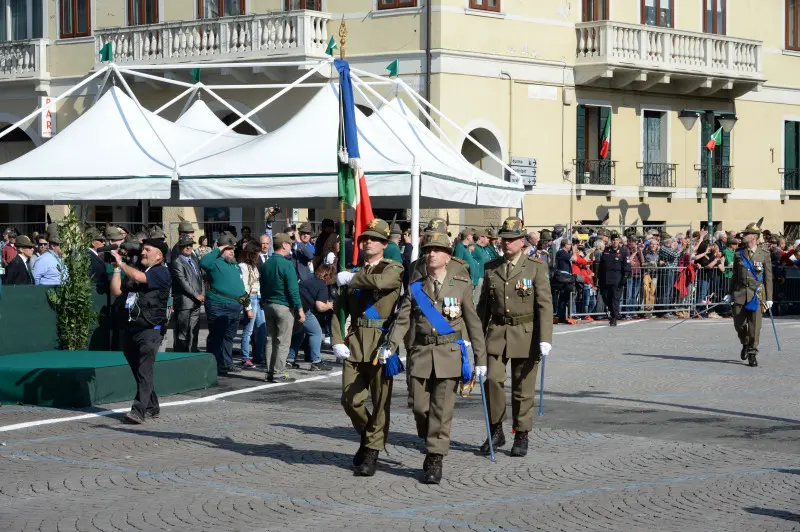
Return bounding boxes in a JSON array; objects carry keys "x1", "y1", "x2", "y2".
[
  {"x1": 785, "y1": 121, "x2": 800, "y2": 190},
  {"x1": 576, "y1": 104, "x2": 586, "y2": 163}
]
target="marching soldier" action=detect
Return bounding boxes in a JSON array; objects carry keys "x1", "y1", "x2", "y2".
[
  {"x1": 724, "y1": 222, "x2": 773, "y2": 367},
  {"x1": 332, "y1": 218, "x2": 404, "y2": 476},
  {"x1": 598, "y1": 231, "x2": 630, "y2": 326},
  {"x1": 477, "y1": 217, "x2": 553, "y2": 457},
  {"x1": 387, "y1": 232, "x2": 486, "y2": 484}
]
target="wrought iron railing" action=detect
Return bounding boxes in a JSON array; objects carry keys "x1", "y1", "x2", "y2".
[
  {"x1": 699, "y1": 165, "x2": 733, "y2": 189},
  {"x1": 637, "y1": 162, "x2": 677, "y2": 188},
  {"x1": 574, "y1": 159, "x2": 615, "y2": 185},
  {"x1": 783, "y1": 168, "x2": 800, "y2": 191}
]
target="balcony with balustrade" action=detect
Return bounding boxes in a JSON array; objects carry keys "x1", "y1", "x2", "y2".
[
  {"x1": 94, "y1": 10, "x2": 331, "y2": 70},
  {"x1": 0, "y1": 39, "x2": 46, "y2": 83},
  {"x1": 637, "y1": 162, "x2": 677, "y2": 199},
  {"x1": 695, "y1": 164, "x2": 733, "y2": 200},
  {"x1": 575, "y1": 21, "x2": 764, "y2": 97},
  {"x1": 573, "y1": 159, "x2": 616, "y2": 198}
]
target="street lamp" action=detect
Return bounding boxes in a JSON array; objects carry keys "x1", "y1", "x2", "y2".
[{"x1": 679, "y1": 109, "x2": 738, "y2": 240}]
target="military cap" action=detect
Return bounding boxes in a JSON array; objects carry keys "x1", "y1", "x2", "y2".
[
  {"x1": 217, "y1": 231, "x2": 237, "y2": 248},
  {"x1": 149, "y1": 225, "x2": 166, "y2": 240},
  {"x1": 609, "y1": 231, "x2": 621, "y2": 240},
  {"x1": 390, "y1": 223, "x2": 403, "y2": 235},
  {"x1": 2, "y1": 227, "x2": 13, "y2": 235},
  {"x1": 539, "y1": 229, "x2": 553, "y2": 241},
  {"x1": 273, "y1": 232, "x2": 294, "y2": 247},
  {"x1": 46, "y1": 223, "x2": 61, "y2": 244},
  {"x1": 177, "y1": 221, "x2": 195, "y2": 233},
  {"x1": 498, "y1": 216, "x2": 526, "y2": 239},
  {"x1": 424, "y1": 217, "x2": 447, "y2": 235},
  {"x1": 421, "y1": 232, "x2": 452, "y2": 252},
  {"x1": 15, "y1": 235, "x2": 34, "y2": 248},
  {"x1": 85, "y1": 227, "x2": 104, "y2": 242},
  {"x1": 661, "y1": 232, "x2": 672, "y2": 239},
  {"x1": 474, "y1": 227, "x2": 489, "y2": 239},
  {"x1": 103, "y1": 225, "x2": 124, "y2": 241},
  {"x1": 177, "y1": 234, "x2": 195, "y2": 247},
  {"x1": 359, "y1": 218, "x2": 391, "y2": 241},
  {"x1": 297, "y1": 222, "x2": 313, "y2": 234},
  {"x1": 742, "y1": 222, "x2": 762, "y2": 235},
  {"x1": 486, "y1": 228, "x2": 498, "y2": 239}
]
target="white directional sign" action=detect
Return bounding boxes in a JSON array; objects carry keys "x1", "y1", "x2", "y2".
[{"x1": 510, "y1": 156, "x2": 536, "y2": 186}]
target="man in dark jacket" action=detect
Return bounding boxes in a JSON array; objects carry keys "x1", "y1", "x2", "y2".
[
  {"x1": 170, "y1": 234, "x2": 204, "y2": 352},
  {"x1": 4, "y1": 235, "x2": 35, "y2": 285},
  {"x1": 86, "y1": 228, "x2": 108, "y2": 286},
  {"x1": 598, "y1": 232, "x2": 630, "y2": 326}
]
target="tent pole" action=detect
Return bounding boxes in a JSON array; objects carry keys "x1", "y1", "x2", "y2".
[
  {"x1": 199, "y1": 85, "x2": 268, "y2": 135},
  {"x1": 122, "y1": 59, "x2": 328, "y2": 71},
  {"x1": 118, "y1": 68, "x2": 194, "y2": 88},
  {"x1": 178, "y1": 60, "x2": 329, "y2": 166},
  {"x1": 92, "y1": 68, "x2": 113, "y2": 106},
  {"x1": 0, "y1": 65, "x2": 109, "y2": 143},
  {"x1": 410, "y1": 165, "x2": 421, "y2": 262},
  {"x1": 156, "y1": 85, "x2": 199, "y2": 115},
  {"x1": 175, "y1": 85, "x2": 202, "y2": 118},
  {"x1": 349, "y1": 75, "x2": 417, "y2": 159}
]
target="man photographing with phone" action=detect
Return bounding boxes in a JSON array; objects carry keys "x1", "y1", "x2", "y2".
[{"x1": 110, "y1": 239, "x2": 172, "y2": 424}]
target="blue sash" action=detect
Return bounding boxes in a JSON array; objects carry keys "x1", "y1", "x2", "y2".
[
  {"x1": 738, "y1": 249, "x2": 763, "y2": 312},
  {"x1": 409, "y1": 280, "x2": 471, "y2": 382},
  {"x1": 351, "y1": 267, "x2": 381, "y2": 321}
]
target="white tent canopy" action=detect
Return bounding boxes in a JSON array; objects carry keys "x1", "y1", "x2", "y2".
[
  {"x1": 178, "y1": 83, "x2": 523, "y2": 208},
  {"x1": 0, "y1": 86, "x2": 259, "y2": 202},
  {"x1": 174, "y1": 99, "x2": 256, "y2": 136}
]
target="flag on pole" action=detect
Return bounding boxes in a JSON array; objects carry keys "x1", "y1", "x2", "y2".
[
  {"x1": 386, "y1": 59, "x2": 399, "y2": 77},
  {"x1": 335, "y1": 59, "x2": 374, "y2": 265},
  {"x1": 190, "y1": 68, "x2": 201, "y2": 82},
  {"x1": 325, "y1": 36, "x2": 338, "y2": 56},
  {"x1": 99, "y1": 42, "x2": 113, "y2": 62},
  {"x1": 599, "y1": 114, "x2": 611, "y2": 159},
  {"x1": 706, "y1": 127, "x2": 723, "y2": 151}
]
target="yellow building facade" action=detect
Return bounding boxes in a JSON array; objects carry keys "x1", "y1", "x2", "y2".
[{"x1": 0, "y1": 0, "x2": 799, "y2": 237}]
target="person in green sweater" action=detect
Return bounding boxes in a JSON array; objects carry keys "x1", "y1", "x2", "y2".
[
  {"x1": 453, "y1": 228, "x2": 478, "y2": 299},
  {"x1": 200, "y1": 232, "x2": 252, "y2": 376},
  {"x1": 260, "y1": 232, "x2": 305, "y2": 383},
  {"x1": 383, "y1": 223, "x2": 404, "y2": 263},
  {"x1": 471, "y1": 228, "x2": 494, "y2": 305}
]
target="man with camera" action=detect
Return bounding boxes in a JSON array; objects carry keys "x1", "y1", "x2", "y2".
[{"x1": 110, "y1": 239, "x2": 172, "y2": 424}]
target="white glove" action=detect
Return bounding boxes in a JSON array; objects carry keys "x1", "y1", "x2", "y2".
[
  {"x1": 540, "y1": 342, "x2": 552, "y2": 357},
  {"x1": 766, "y1": 300, "x2": 773, "y2": 310},
  {"x1": 378, "y1": 346, "x2": 393, "y2": 364},
  {"x1": 474, "y1": 366, "x2": 487, "y2": 379},
  {"x1": 723, "y1": 295, "x2": 732, "y2": 303},
  {"x1": 336, "y1": 271, "x2": 355, "y2": 286},
  {"x1": 333, "y1": 344, "x2": 350, "y2": 361}
]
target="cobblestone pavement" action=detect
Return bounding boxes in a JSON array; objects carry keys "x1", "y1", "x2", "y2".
[{"x1": 1, "y1": 318, "x2": 799, "y2": 531}]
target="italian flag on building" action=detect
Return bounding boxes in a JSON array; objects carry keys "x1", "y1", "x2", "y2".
[
  {"x1": 706, "y1": 127, "x2": 723, "y2": 151},
  {"x1": 599, "y1": 114, "x2": 611, "y2": 159}
]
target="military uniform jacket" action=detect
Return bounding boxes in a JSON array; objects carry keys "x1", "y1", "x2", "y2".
[
  {"x1": 390, "y1": 266, "x2": 487, "y2": 379},
  {"x1": 730, "y1": 246, "x2": 773, "y2": 306},
  {"x1": 332, "y1": 258, "x2": 403, "y2": 363},
  {"x1": 478, "y1": 254, "x2": 553, "y2": 359}
]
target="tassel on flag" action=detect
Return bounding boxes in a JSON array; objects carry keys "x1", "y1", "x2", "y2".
[
  {"x1": 599, "y1": 114, "x2": 611, "y2": 159},
  {"x1": 99, "y1": 42, "x2": 113, "y2": 62},
  {"x1": 706, "y1": 127, "x2": 723, "y2": 151}
]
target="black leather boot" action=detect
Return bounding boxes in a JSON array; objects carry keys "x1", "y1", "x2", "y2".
[
  {"x1": 355, "y1": 448, "x2": 378, "y2": 476},
  {"x1": 479, "y1": 423, "x2": 505, "y2": 455},
  {"x1": 748, "y1": 350, "x2": 758, "y2": 367},
  {"x1": 423, "y1": 454, "x2": 443, "y2": 484},
  {"x1": 740, "y1": 346, "x2": 748, "y2": 360},
  {"x1": 353, "y1": 431, "x2": 367, "y2": 467},
  {"x1": 510, "y1": 431, "x2": 529, "y2": 457}
]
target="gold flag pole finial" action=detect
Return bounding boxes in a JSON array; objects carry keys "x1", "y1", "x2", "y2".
[{"x1": 338, "y1": 15, "x2": 347, "y2": 59}]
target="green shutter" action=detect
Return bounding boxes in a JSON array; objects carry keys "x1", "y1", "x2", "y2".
[
  {"x1": 599, "y1": 106, "x2": 611, "y2": 159},
  {"x1": 786, "y1": 121, "x2": 798, "y2": 170},
  {"x1": 576, "y1": 104, "x2": 586, "y2": 161}
]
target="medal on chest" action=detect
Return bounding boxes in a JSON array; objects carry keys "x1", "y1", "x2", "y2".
[
  {"x1": 755, "y1": 261, "x2": 763, "y2": 273},
  {"x1": 516, "y1": 278, "x2": 532, "y2": 296},
  {"x1": 443, "y1": 297, "x2": 461, "y2": 319}
]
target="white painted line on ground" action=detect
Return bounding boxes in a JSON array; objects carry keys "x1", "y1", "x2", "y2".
[
  {"x1": 0, "y1": 370, "x2": 344, "y2": 433},
  {"x1": 554, "y1": 319, "x2": 650, "y2": 335}
]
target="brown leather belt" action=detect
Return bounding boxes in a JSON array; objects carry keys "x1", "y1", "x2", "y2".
[
  {"x1": 356, "y1": 317, "x2": 388, "y2": 329},
  {"x1": 420, "y1": 331, "x2": 462, "y2": 345}
]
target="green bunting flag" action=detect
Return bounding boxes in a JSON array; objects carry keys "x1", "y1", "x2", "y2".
[
  {"x1": 190, "y1": 68, "x2": 201, "y2": 82},
  {"x1": 386, "y1": 59, "x2": 399, "y2": 77},
  {"x1": 325, "y1": 36, "x2": 337, "y2": 56},
  {"x1": 99, "y1": 42, "x2": 113, "y2": 62}
]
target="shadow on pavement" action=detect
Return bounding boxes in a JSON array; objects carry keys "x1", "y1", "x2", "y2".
[
  {"x1": 744, "y1": 507, "x2": 800, "y2": 523},
  {"x1": 622, "y1": 352, "x2": 744, "y2": 365}
]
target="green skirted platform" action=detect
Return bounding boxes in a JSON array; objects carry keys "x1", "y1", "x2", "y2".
[{"x1": 0, "y1": 351, "x2": 218, "y2": 407}]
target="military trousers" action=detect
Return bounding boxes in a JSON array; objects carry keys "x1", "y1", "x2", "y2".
[
  {"x1": 341, "y1": 360, "x2": 393, "y2": 451},
  {"x1": 732, "y1": 303, "x2": 762, "y2": 350},
  {"x1": 173, "y1": 307, "x2": 201, "y2": 353},
  {"x1": 600, "y1": 284, "x2": 624, "y2": 320},
  {"x1": 486, "y1": 354, "x2": 539, "y2": 432},
  {"x1": 410, "y1": 373, "x2": 459, "y2": 456}
]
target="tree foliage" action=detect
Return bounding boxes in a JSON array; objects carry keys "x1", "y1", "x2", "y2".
[{"x1": 47, "y1": 206, "x2": 98, "y2": 350}]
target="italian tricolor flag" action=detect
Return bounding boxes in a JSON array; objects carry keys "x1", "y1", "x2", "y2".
[
  {"x1": 337, "y1": 138, "x2": 373, "y2": 265},
  {"x1": 599, "y1": 114, "x2": 611, "y2": 159},
  {"x1": 706, "y1": 127, "x2": 723, "y2": 151}
]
